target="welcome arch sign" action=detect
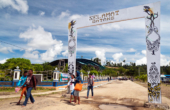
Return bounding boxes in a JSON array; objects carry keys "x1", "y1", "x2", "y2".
[{"x1": 68, "y1": 2, "x2": 161, "y2": 103}]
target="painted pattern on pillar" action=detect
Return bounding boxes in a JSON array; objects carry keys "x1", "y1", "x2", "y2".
[
  {"x1": 68, "y1": 62, "x2": 74, "y2": 75},
  {"x1": 148, "y1": 82, "x2": 161, "y2": 102},
  {"x1": 144, "y1": 6, "x2": 160, "y2": 55},
  {"x1": 148, "y1": 62, "x2": 161, "y2": 102},
  {"x1": 68, "y1": 20, "x2": 76, "y2": 57}
]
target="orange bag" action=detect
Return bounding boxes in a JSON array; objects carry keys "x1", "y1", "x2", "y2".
[{"x1": 74, "y1": 83, "x2": 83, "y2": 91}]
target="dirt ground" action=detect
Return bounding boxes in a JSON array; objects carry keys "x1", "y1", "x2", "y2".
[{"x1": 0, "y1": 80, "x2": 170, "y2": 110}]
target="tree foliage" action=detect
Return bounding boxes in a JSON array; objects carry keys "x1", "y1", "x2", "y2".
[
  {"x1": 90, "y1": 70, "x2": 98, "y2": 75},
  {"x1": 42, "y1": 62, "x2": 54, "y2": 71},
  {"x1": 33, "y1": 64, "x2": 43, "y2": 71},
  {"x1": 118, "y1": 67, "x2": 126, "y2": 75},
  {"x1": 102, "y1": 67, "x2": 117, "y2": 76},
  {"x1": 3, "y1": 58, "x2": 31, "y2": 70},
  {"x1": 135, "y1": 74, "x2": 147, "y2": 82},
  {"x1": 80, "y1": 69, "x2": 88, "y2": 75},
  {"x1": 63, "y1": 63, "x2": 68, "y2": 73}
]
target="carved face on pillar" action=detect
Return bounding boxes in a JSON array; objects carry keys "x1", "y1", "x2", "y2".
[
  {"x1": 149, "y1": 62, "x2": 159, "y2": 84},
  {"x1": 68, "y1": 62, "x2": 74, "y2": 75}
]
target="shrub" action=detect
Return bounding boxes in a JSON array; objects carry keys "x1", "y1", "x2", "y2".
[{"x1": 138, "y1": 74, "x2": 147, "y2": 82}]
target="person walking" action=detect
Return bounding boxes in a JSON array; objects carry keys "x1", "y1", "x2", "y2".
[
  {"x1": 74, "y1": 71, "x2": 83, "y2": 104},
  {"x1": 87, "y1": 73, "x2": 94, "y2": 99},
  {"x1": 65, "y1": 74, "x2": 75, "y2": 103},
  {"x1": 107, "y1": 77, "x2": 109, "y2": 82},
  {"x1": 16, "y1": 71, "x2": 28, "y2": 105},
  {"x1": 22, "y1": 69, "x2": 36, "y2": 107}
]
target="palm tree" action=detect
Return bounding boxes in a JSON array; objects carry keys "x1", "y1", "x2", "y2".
[{"x1": 93, "y1": 58, "x2": 101, "y2": 64}]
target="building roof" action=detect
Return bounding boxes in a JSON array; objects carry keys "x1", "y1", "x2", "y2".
[
  {"x1": 161, "y1": 75, "x2": 170, "y2": 78},
  {"x1": 50, "y1": 58, "x2": 105, "y2": 70}
]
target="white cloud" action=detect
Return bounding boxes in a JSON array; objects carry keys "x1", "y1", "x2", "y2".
[
  {"x1": 69, "y1": 14, "x2": 84, "y2": 20},
  {"x1": 39, "y1": 11, "x2": 45, "y2": 16},
  {"x1": 136, "y1": 57, "x2": 146, "y2": 65},
  {"x1": 75, "y1": 46, "x2": 122, "y2": 53},
  {"x1": 19, "y1": 25, "x2": 60, "y2": 50},
  {"x1": 135, "y1": 50, "x2": 147, "y2": 65},
  {"x1": 95, "y1": 50, "x2": 106, "y2": 65},
  {"x1": 141, "y1": 50, "x2": 146, "y2": 55},
  {"x1": 161, "y1": 54, "x2": 170, "y2": 66},
  {"x1": 19, "y1": 25, "x2": 63, "y2": 62},
  {"x1": 22, "y1": 50, "x2": 39, "y2": 59},
  {"x1": 110, "y1": 60, "x2": 115, "y2": 64},
  {"x1": 0, "y1": 0, "x2": 29, "y2": 14},
  {"x1": 128, "y1": 48, "x2": 136, "y2": 52},
  {"x1": 40, "y1": 41, "x2": 63, "y2": 61},
  {"x1": 0, "y1": 45, "x2": 13, "y2": 54},
  {"x1": 59, "y1": 10, "x2": 70, "y2": 19},
  {"x1": 112, "y1": 53, "x2": 123, "y2": 63},
  {"x1": 62, "y1": 50, "x2": 68, "y2": 57},
  {"x1": 0, "y1": 58, "x2": 8, "y2": 64},
  {"x1": 136, "y1": 50, "x2": 170, "y2": 66}
]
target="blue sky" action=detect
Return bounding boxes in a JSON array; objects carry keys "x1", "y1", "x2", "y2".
[{"x1": 0, "y1": 0, "x2": 170, "y2": 65}]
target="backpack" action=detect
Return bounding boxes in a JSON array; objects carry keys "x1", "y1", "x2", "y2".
[{"x1": 32, "y1": 75, "x2": 38, "y2": 87}]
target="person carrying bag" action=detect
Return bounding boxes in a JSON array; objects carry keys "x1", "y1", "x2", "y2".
[{"x1": 74, "y1": 71, "x2": 83, "y2": 104}]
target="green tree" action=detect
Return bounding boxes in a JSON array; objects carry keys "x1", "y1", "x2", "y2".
[
  {"x1": 63, "y1": 63, "x2": 68, "y2": 73},
  {"x1": 118, "y1": 67, "x2": 126, "y2": 75},
  {"x1": 102, "y1": 67, "x2": 117, "y2": 77},
  {"x1": 3, "y1": 58, "x2": 31, "y2": 70},
  {"x1": 93, "y1": 58, "x2": 101, "y2": 65},
  {"x1": 90, "y1": 70, "x2": 98, "y2": 76},
  {"x1": 33, "y1": 64, "x2": 43, "y2": 71},
  {"x1": 42, "y1": 62, "x2": 54, "y2": 71},
  {"x1": 80, "y1": 69, "x2": 88, "y2": 75},
  {"x1": 82, "y1": 65, "x2": 88, "y2": 71}
]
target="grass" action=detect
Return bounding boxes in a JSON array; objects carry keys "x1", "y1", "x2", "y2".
[{"x1": 0, "y1": 87, "x2": 56, "y2": 95}]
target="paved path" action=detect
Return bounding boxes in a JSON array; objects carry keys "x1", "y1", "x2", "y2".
[{"x1": 0, "y1": 80, "x2": 170, "y2": 110}]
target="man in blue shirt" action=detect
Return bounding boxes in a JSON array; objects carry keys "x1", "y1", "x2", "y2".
[{"x1": 16, "y1": 71, "x2": 27, "y2": 105}]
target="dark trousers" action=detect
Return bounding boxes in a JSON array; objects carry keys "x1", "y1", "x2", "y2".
[
  {"x1": 87, "y1": 86, "x2": 93, "y2": 97},
  {"x1": 23, "y1": 87, "x2": 35, "y2": 106}
]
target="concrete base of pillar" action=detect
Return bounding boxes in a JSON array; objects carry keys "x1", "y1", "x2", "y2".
[{"x1": 144, "y1": 102, "x2": 169, "y2": 110}]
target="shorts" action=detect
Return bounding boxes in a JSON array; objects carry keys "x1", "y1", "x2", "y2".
[
  {"x1": 74, "y1": 90, "x2": 79, "y2": 97},
  {"x1": 71, "y1": 90, "x2": 74, "y2": 95}
]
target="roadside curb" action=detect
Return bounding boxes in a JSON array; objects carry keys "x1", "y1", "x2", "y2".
[{"x1": 0, "y1": 81, "x2": 113, "y2": 99}]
